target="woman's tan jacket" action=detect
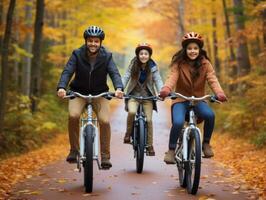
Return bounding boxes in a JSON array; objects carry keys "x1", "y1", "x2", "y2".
[{"x1": 164, "y1": 58, "x2": 224, "y2": 104}]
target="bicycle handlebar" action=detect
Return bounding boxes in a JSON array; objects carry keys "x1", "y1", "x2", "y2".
[
  {"x1": 124, "y1": 95, "x2": 162, "y2": 101},
  {"x1": 64, "y1": 91, "x2": 115, "y2": 100},
  {"x1": 169, "y1": 92, "x2": 221, "y2": 103}
]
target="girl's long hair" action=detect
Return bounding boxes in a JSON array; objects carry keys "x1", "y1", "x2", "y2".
[
  {"x1": 131, "y1": 57, "x2": 151, "y2": 80},
  {"x1": 170, "y1": 48, "x2": 210, "y2": 79}
]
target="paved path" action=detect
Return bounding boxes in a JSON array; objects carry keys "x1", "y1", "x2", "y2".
[{"x1": 10, "y1": 100, "x2": 254, "y2": 200}]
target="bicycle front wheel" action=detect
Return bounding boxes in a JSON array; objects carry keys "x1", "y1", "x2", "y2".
[
  {"x1": 176, "y1": 135, "x2": 187, "y2": 188},
  {"x1": 185, "y1": 128, "x2": 201, "y2": 195},
  {"x1": 136, "y1": 119, "x2": 145, "y2": 173},
  {"x1": 84, "y1": 125, "x2": 94, "y2": 193}
]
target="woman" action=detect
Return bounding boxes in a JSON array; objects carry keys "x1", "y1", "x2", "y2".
[
  {"x1": 159, "y1": 32, "x2": 227, "y2": 164},
  {"x1": 122, "y1": 43, "x2": 163, "y2": 156}
]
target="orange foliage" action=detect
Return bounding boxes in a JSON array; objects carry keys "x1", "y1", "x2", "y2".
[{"x1": 212, "y1": 133, "x2": 266, "y2": 199}]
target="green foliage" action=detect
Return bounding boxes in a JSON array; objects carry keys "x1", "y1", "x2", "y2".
[
  {"x1": 215, "y1": 69, "x2": 266, "y2": 148},
  {"x1": 0, "y1": 93, "x2": 68, "y2": 158}
]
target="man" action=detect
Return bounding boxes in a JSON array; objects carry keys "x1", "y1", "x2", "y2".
[{"x1": 57, "y1": 25, "x2": 123, "y2": 169}]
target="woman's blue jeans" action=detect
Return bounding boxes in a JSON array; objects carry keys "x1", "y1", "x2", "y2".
[{"x1": 169, "y1": 101, "x2": 215, "y2": 150}]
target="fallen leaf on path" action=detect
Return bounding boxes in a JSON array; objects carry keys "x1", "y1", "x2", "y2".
[{"x1": 131, "y1": 192, "x2": 140, "y2": 195}]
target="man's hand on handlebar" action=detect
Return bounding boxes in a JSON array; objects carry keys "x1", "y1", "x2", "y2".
[
  {"x1": 57, "y1": 88, "x2": 66, "y2": 99},
  {"x1": 115, "y1": 88, "x2": 124, "y2": 99}
]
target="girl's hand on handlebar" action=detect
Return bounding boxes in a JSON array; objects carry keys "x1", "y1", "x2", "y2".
[
  {"x1": 57, "y1": 88, "x2": 66, "y2": 99},
  {"x1": 115, "y1": 89, "x2": 124, "y2": 99}
]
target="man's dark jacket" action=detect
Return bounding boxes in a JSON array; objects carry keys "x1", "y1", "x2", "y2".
[{"x1": 57, "y1": 45, "x2": 123, "y2": 95}]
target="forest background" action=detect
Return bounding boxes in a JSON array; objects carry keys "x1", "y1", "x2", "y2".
[{"x1": 0, "y1": 0, "x2": 265, "y2": 159}]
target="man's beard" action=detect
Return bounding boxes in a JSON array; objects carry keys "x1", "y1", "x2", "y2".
[{"x1": 86, "y1": 44, "x2": 101, "y2": 55}]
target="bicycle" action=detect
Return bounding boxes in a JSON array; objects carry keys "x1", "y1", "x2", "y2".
[
  {"x1": 169, "y1": 93, "x2": 220, "y2": 195},
  {"x1": 65, "y1": 91, "x2": 114, "y2": 193},
  {"x1": 124, "y1": 95, "x2": 160, "y2": 173}
]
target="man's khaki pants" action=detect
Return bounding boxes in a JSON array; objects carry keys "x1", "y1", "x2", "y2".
[
  {"x1": 126, "y1": 99, "x2": 154, "y2": 146},
  {"x1": 68, "y1": 97, "x2": 111, "y2": 159}
]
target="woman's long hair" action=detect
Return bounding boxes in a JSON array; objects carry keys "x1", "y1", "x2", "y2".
[
  {"x1": 131, "y1": 57, "x2": 151, "y2": 80},
  {"x1": 170, "y1": 47, "x2": 210, "y2": 79}
]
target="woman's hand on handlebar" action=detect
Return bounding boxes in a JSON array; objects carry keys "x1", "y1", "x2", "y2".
[
  {"x1": 159, "y1": 86, "x2": 171, "y2": 100},
  {"x1": 57, "y1": 88, "x2": 66, "y2": 99},
  {"x1": 216, "y1": 92, "x2": 228, "y2": 102}
]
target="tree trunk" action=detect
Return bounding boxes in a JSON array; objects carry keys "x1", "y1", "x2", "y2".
[
  {"x1": 233, "y1": 0, "x2": 251, "y2": 76},
  {"x1": 0, "y1": 0, "x2": 3, "y2": 92},
  {"x1": 212, "y1": 0, "x2": 220, "y2": 77},
  {"x1": 263, "y1": 9, "x2": 266, "y2": 47},
  {"x1": 22, "y1": 0, "x2": 32, "y2": 96},
  {"x1": 0, "y1": 0, "x2": 16, "y2": 133},
  {"x1": 222, "y1": 0, "x2": 236, "y2": 62},
  {"x1": 0, "y1": 0, "x2": 3, "y2": 53},
  {"x1": 30, "y1": 0, "x2": 45, "y2": 112},
  {"x1": 177, "y1": 0, "x2": 185, "y2": 40},
  {"x1": 13, "y1": 10, "x2": 19, "y2": 88}
]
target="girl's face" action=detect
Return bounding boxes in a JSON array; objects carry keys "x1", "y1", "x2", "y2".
[
  {"x1": 138, "y1": 49, "x2": 150, "y2": 64},
  {"x1": 186, "y1": 42, "x2": 200, "y2": 60},
  {"x1": 86, "y1": 37, "x2": 101, "y2": 54}
]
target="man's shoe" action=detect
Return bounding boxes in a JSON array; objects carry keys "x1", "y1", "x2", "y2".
[
  {"x1": 101, "y1": 158, "x2": 112, "y2": 169},
  {"x1": 146, "y1": 145, "x2": 155, "y2": 156},
  {"x1": 164, "y1": 150, "x2": 176, "y2": 164},
  {"x1": 123, "y1": 135, "x2": 130, "y2": 144},
  {"x1": 66, "y1": 150, "x2": 79, "y2": 163},
  {"x1": 202, "y1": 143, "x2": 214, "y2": 158}
]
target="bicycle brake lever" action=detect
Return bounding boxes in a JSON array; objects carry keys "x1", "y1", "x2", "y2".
[
  {"x1": 210, "y1": 95, "x2": 222, "y2": 104},
  {"x1": 169, "y1": 93, "x2": 177, "y2": 100}
]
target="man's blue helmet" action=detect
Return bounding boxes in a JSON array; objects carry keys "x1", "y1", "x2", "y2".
[{"x1": 83, "y1": 25, "x2": 105, "y2": 40}]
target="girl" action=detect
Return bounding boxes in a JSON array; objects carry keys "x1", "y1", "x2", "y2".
[
  {"x1": 159, "y1": 32, "x2": 227, "y2": 164},
  {"x1": 122, "y1": 43, "x2": 163, "y2": 156}
]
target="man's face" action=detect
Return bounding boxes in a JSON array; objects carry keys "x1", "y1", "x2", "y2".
[{"x1": 86, "y1": 37, "x2": 101, "y2": 54}]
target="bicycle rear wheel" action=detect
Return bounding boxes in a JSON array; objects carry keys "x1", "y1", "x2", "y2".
[
  {"x1": 185, "y1": 128, "x2": 201, "y2": 195},
  {"x1": 83, "y1": 125, "x2": 94, "y2": 193},
  {"x1": 136, "y1": 119, "x2": 145, "y2": 173}
]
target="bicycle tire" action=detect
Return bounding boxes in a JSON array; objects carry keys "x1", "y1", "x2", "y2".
[
  {"x1": 185, "y1": 128, "x2": 201, "y2": 195},
  {"x1": 136, "y1": 119, "x2": 145, "y2": 173},
  {"x1": 176, "y1": 135, "x2": 187, "y2": 188},
  {"x1": 84, "y1": 125, "x2": 94, "y2": 193}
]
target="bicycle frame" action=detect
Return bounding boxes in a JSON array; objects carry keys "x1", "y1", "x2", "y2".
[
  {"x1": 132, "y1": 103, "x2": 147, "y2": 151},
  {"x1": 182, "y1": 102, "x2": 202, "y2": 162}
]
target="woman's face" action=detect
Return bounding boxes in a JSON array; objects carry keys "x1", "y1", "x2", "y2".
[
  {"x1": 138, "y1": 49, "x2": 150, "y2": 64},
  {"x1": 186, "y1": 42, "x2": 200, "y2": 60}
]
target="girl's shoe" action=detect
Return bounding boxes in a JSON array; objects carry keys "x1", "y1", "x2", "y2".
[
  {"x1": 146, "y1": 145, "x2": 155, "y2": 156},
  {"x1": 123, "y1": 135, "x2": 131, "y2": 143}
]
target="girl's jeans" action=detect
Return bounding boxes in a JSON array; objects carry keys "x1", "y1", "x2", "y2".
[{"x1": 169, "y1": 101, "x2": 215, "y2": 150}]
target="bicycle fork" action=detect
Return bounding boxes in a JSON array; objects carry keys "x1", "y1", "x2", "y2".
[
  {"x1": 78, "y1": 105, "x2": 102, "y2": 171},
  {"x1": 182, "y1": 126, "x2": 202, "y2": 162}
]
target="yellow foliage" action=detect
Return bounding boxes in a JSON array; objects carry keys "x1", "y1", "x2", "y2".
[{"x1": 36, "y1": 122, "x2": 57, "y2": 132}]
